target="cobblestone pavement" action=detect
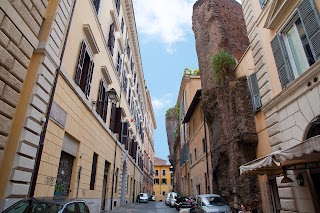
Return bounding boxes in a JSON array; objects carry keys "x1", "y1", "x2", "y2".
[{"x1": 109, "y1": 201, "x2": 178, "y2": 213}]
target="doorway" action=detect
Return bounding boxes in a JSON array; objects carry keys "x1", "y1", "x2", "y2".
[
  {"x1": 54, "y1": 151, "x2": 74, "y2": 197},
  {"x1": 101, "y1": 161, "x2": 110, "y2": 210}
]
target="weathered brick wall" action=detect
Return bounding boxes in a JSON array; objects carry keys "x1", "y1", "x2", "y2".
[
  {"x1": 0, "y1": 0, "x2": 47, "y2": 166},
  {"x1": 192, "y1": 0, "x2": 261, "y2": 210}
]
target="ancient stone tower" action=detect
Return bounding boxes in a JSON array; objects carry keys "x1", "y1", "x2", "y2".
[{"x1": 192, "y1": 0, "x2": 261, "y2": 210}]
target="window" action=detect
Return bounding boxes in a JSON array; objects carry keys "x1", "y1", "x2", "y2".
[
  {"x1": 162, "y1": 170, "x2": 166, "y2": 176},
  {"x1": 96, "y1": 80, "x2": 108, "y2": 122},
  {"x1": 115, "y1": 0, "x2": 120, "y2": 14},
  {"x1": 202, "y1": 138, "x2": 206, "y2": 153},
  {"x1": 92, "y1": 0, "x2": 101, "y2": 13},
  {"x1": 121, "y1": 122, "x2": 129, "y2": 149},
  {"x1": 271, "y1": 0, "x2": 319, "y2": 89},
  {"x1": 121, "y1": 18, "x2": 124, "y2": 34},
  {"x1": 269, "y1": 178, "x2": 281, "y2": 212},
  {"x1": 155, "y1": 170, "x2": 158, "y2": 176},
  {"x1": 194, "y1": 148, "x2": 197, "y2": 161},
  {"x1": 90, "y1": 153, "x2": 98, "y2": 190},
  {"x1": 127, "y1": 43, "x2": 130, "y2": 58},
  {"x1": 190, "y1": 153, "x2": 192, "y2": 164},
  {"x1": 162, "y1": 191, "x2": 165, "y2": 195},
  {"x1": 109, "y1": 103, "x2": 121, "y2": 133},
  {"x1": 63, "y1": 203, "x2": 77, "y2": 213},
  {"x1": 75, "y1": 41, "x2": 94, "y2": 98},
  {"x1": 78, "y1": 202, "x2": 90, "y2": 213},
  {"x1": 248, "y1": 73, "x2": 262, "y2": 111},
  {"x1": 108, "y1": 22, "x2": 115, "y2": 55},
  {"x1": 115, "y1": 168, "x2": 119, "y2": 192},
  {"x1": 258, "y1": 0, "x2": 268, "y2": 8},
  {"x1": 162, "y1": 179, "x2": 167, "y2": 184},
  {"x1": 154, "y1": 178, "x2": 159, "y2": 184},
  {"x1": 130, "y1": 58, "x2": 134, "y2": 73},
  {"x1": 122, "y1": 69, "x2": 127, "y2": 92},
  {"x1": 116, "y1": 52, "x2": 122, "y2": 76}
]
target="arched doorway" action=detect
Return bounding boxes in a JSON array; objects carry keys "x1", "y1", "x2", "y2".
[{"x1": 121, "y1": 161, "x2": 127, "y2": 206}]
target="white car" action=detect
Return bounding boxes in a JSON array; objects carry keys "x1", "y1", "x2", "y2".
[{"x1": 138, "y1": 193, "x2": 149, "y2": 203}]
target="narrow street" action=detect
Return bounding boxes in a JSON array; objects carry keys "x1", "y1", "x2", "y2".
[{"x1": 109, "y1": 202, "x2": 177, "y2": 213}]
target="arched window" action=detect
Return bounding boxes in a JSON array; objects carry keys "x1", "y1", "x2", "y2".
[{"x1": 306, "y1": 117, "x2": 320, "y2": 140}]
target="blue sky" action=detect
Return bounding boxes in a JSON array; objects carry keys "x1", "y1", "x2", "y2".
[{"x1": 133, "y1": 0, "x2": 241, "y2": 162}]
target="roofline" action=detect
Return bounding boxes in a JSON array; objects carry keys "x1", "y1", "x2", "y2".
[{"x1": 182, "y1": 89, "x2": 202, "y2": 124}]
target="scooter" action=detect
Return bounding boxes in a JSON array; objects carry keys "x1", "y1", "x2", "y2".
[{"x1": 175, "y1": 197, "x2": 195, "y2": 211}]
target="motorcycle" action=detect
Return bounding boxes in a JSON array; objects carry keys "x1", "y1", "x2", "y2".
[{"x1": 175, "y1": 196, "x2": 195, "y2": 211}]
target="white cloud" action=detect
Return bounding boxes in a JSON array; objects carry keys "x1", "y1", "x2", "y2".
[
  {"x1": 133, "y1": 0, "x2": 194, "y2": 53},
  {"x1": 152, "y1": 93, "x2": 173, "y2": 110},
  {"x1": 133, "y1": 0, "x2": 242, "y2": 53}
]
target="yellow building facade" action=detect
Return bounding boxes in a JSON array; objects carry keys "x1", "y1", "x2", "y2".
[
  {"x1": 153, "y1": 157, "x2": 172, "y2": 202},
  {"x1": 0, "y1": 0, "x2": 156, "y2": 212},
  {"x1": 235, "y1": 0, "x2": 320, "y2": 212}
]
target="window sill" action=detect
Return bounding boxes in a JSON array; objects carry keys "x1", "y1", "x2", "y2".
[{"x1": 262, "y1": 60, "x2": 320, "y2": 112}]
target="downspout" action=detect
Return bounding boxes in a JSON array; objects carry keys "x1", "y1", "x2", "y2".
[
  {"x1": 204, "y1": 116, "x2": 210, "y2": 194},
  {"x1": 110, "y1": 87, "x2": 122, "y2": 210},
  {"x1": 29, "y1": 0, "x2": 77, "y2": 197}
]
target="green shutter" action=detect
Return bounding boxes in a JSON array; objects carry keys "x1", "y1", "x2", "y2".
[
  {"x1": 298, "y1": 0, "x2": 320, "y2": 60},
  {"x1": 85, "y1": 60, "x2": 94, "y2": 98},
  {"x1": 270, "y1": 34, "x2": 294, "y2": 88},
  {"x1": 248, "y1": 73, "x2": 262, "y2": 112}
]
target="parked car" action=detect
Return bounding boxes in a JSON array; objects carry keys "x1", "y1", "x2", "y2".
[
  {"x1": 138, "y1": 193, "x2": 149, "y2": 203},
  {"x1": 191, "y1": 194, "x2": 231, "y2": 213},
  {"x1": 148, "y1": 194, "x2": 155, "y2": 201},
  {"x1": 2, "y1": 197, "x2": 90, "y2": 213},
  {"x1": 165, "y1": 192, "x2": 177, "y2": 206}
]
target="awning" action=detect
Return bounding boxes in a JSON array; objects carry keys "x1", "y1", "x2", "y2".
[{"x1": 240, "y1": 135, "x2": 320, "y2": 175}]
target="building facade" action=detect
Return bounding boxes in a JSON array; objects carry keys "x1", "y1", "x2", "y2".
[
  {"x1": 0, "y1": 0, "x2": 156, "y2": 212},
  {"x1": 182, "y1": 89, "x2": 212, "y2": 197},
  {"x1": 238, "y1": 0, "x2": 320, "y2": 212},
  {"x1": 153, "y1": 157, "x2": 172, "y2": 202}
]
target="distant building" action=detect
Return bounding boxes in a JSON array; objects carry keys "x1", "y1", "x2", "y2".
[{"x1": 153, "y1": 157, "x2": 172, "y2": 201}]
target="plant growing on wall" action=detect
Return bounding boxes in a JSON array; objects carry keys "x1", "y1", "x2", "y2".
[
  {"x1": 184, "y1": 68, "x2": 200, "y2": 76},
  {"x1": 212, "y1": 51, "x2": 236, "y2": 85}
]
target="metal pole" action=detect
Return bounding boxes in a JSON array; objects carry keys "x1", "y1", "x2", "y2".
[{"x1": 29, "y1": 0, "x2": 77, "y2": 197}]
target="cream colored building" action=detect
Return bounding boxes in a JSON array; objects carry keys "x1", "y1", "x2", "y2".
[
  {"x1": 234, "y1": 0, "x2": 320, "y2": 212},
  {"x1": 0, "y1": 0, "x2": 156, "y2": 212},
  {"x1": 182, "y1": 89, "x2": 212, "y2": 197}
]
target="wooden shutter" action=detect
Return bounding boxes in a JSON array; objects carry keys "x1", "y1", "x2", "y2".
[
  {"x1": 96, "y1": 80, "x2": 103, "y2": 116},
  {"x1": 85, "y1": 60, "x2": 94, "y2": 98},
  {"x1": 109, "y1": 104, "x2": 116, "y2": 132},
  {"x1": 102, "y1": 88, "x2": 108, "y2": 122},
  {"x1": 248, "y1": 73, "x2": 262, "y2": 112},
  {"x1": 122, "y1": 122, "x2": 129, "y2": 149},
  {"x1": 298, "y1": 0, "x2": 320, "y2": 60},
  {"x1": 75, "y1": 41, "x2": 87, "y2": 85},
  {"x1": 270, "y1": 34, "x2": 294, "y2": 88},
  {"x1": 132, "y1": 141, "x2": 137, "y2": 162},
  {"x1": 114, "y1": 107, "x2": 122, "y2": 133},
  {"x1": 108, "y1": 22, "x2": 115, "y2": 55},
  {"x1": 90, "y1": 153, "x2": 98, "y2": 190}
]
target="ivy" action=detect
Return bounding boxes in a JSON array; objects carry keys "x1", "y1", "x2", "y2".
[{"x1": 212, "y1": 51, "x2": 236, "y2": 85}]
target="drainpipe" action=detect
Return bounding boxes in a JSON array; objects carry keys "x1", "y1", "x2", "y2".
[
  {"x1": 29, "y1": 0, "x2": 77, "y2": 197},
  {"x1": 204, "y1": 116, "x2": 210, "y2": 194}
]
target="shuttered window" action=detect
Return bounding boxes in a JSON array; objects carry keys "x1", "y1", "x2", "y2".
[
  {"x1": 121, "y1": 122, "x2": 129, "y2": 149},
  {"x1": 121, "y1": 18, "x2": 124, "y2": 34},
  {"x1": 96, "y1": 80, "x2": 108, "y2": 122},
  {"x1": 109, "y1": 103, "x2": 116, "y2": 132},
  {"x1": 248, "y1": 73, "x2": 262, "y2": 112},
  {"x1": 115, "y1": 0, "x2": 120, "y2": 14},
  {"x1": 108, "y1": 22, "x2": 115, "y2": 55},
  {"x1": 127, "y1": 43, "x2": 130, "y2": 58},
  {"x1": 75, "y1": 41, "x2": 94, "y2": 99},
  {"x1": 114, "y1": 107, "x2": 122, "y2": 133},
  {"x1": 92, "y1": 0, "x2": 101, "y2": 13},
  {"x1": 116, "y1": 52, "x2": 122, "y2": 76},
  {"x1": 90, "y1": 153, "x2": 98, "y2": 190},
  {"x1": 271, "y1": 0, "x2": 319, "y2": 89},
  {"x1": 258, "y1": 0, "x2": 268, "y2": 8}
]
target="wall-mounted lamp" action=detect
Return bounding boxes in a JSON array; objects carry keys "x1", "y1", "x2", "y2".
[
  {"x1": 108, "y1": 88, "x2": 118, "y2": 103},
  {"x1": 281, "y1": 174, "x2": 294, "y2": 184},
  {"x1": 296, "y1": 174, "x2": 304, "y2": 186}
]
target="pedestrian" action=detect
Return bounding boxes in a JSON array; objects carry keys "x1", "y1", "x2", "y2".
[{"x1": 238, "y1": 204, "x2": 250, "y2": 213}]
